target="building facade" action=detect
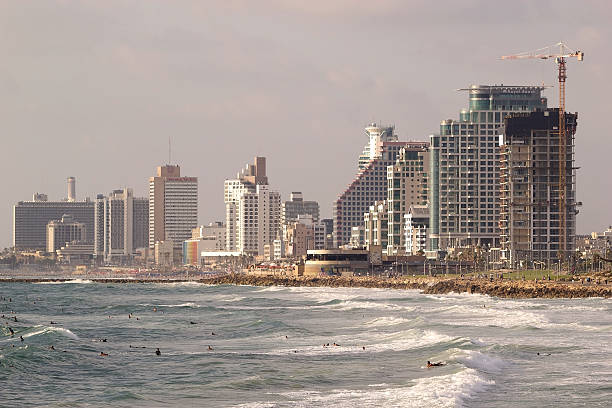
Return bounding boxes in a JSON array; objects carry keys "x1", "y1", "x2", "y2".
[
  {"x1": 282, "y1": 192, "x2": 320, "y2": 224},
  {"x1": 225, "y1": 158, "x2": 281, "y2": 256},
  {"x1": 14, "y1": 196, "x2": 94, "y2": 250},
  {"x1": 149, "y1": 165, "x2": 198, "y2": 253},
  {"x1": 94, "y1": 188, "x2": 149, "y2": 263},
  {"x1": 364, "y1": 201, "x2": 388, "y2": 250},
  {"x1": 499, "y1": 108, "x2": 578, "y2": 266},
  {"x1": 386, "y1": 143, "x2": 429, "y2": 254},
  {"x1": 192, "y1": 222, "x2": 226, "y2": 251},
  {"x1": 404, "y1": 205, "x2": 429, "y2": 255},
  {"x1": 334, "y1": 123, "x2": 418, "y2": 248},
  {"x1": 429, "y1": 85, "x2": 548, "y2": 251},
  {"x1": 47, "y1": 214, "x2": 87, "y2": 253}
]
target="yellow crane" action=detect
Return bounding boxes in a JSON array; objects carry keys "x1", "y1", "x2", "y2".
[{"x1": 501, "y1": 42, "x2": 584, "y2": 261}]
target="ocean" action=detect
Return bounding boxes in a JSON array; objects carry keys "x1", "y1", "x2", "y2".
[{"x1": 0, "y1": 281, "x2": 610, "y2": 407}]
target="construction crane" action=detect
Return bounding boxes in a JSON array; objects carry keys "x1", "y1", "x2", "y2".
[{"x1": 501, "y1": 42, "x2": 584, "y2": 261}]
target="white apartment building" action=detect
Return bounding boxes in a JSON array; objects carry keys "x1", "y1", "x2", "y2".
[
  {"x1": 404, "y1": 205, "x2": 429, "y2": 255},
  {"x1": 225, "y1": 157, "x2": 281, "y2": 256}
]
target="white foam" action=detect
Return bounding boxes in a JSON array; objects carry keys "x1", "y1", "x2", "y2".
[
  {"x1": 262, "y1": 329, "x2": 456, "y2": 357},
  {"x1": 364, "y1": 316, "x2": 413, "y2": 327},
  {"x1": 35, "y1": 279, "x2": 93, "y2": 285},
  {"x1": 22, "y1": 325, "x2": 79, "y2": 340},
  {"x1": 456, "y1": 350, "x2": 508, "y2": 374},
  {"x1": 279, "y1": 368, "x2": 493, "y2": 407},
  {"x1": 158, "y1": 302, "x2": 200, "y2": 308}
]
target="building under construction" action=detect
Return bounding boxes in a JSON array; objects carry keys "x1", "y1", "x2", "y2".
[{"x1": 499, "y1": 108, "x2": 578, "y2": 267}]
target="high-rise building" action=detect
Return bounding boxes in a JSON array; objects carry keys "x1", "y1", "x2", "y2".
[
  {"x1": 225, "y1": 157, "x2": 281, "y2": 256},
  {"x1": 282, "y1": 192, "x2": 320, "y2": 224},
  {"x1": 333, "y1": 123, "x2": 423, "y2": 248},
  {"x1": 238, "y1": 185, "x2": 281, "y2": 256},
  {"x1": 149, "y1": 165, "x2": 198, "y2": 254},
  {"x1": 94, "y1": 188, "x2": 149, "y2": 263},
  {"x1": 14, "y1": 193, "x2": 94, "y2": 250},
  {"x1": 429, "y1": 85, "x2": 548, "y2": 251},
  {"x1": 386, "y1": 144, "x2": 429, "y2": 254},
  {"x1": 499, "y1": 108, "x2": 578, "y2": 266},
  {"x1": 225, "y1": 157, "x2": 268, "y2": 251},
  {"x1": 47, "y1": 214, "x2": 87, "y2": 253}
]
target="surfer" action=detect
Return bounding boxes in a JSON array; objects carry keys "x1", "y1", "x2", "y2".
[
  {"x1": 50, "y1": 321, "x2": 57, "y2": 325},
  {"x1": 8, "y1": 327, "x2": 14, "y2": 336},
  {"x1": 49, "y1": 345, "x2": 55, "y2": 350},
  {"x1": 20, "y1": 335, "x2": 24, "y2": 342},
  {"x1": 211, "y1": 332, "x2": 216, "y2": 336},
  {"x1": 427, "y1": 361, "x2": 445, "y2": 367},
  {"x1": 100, "y1": 352, "x2": 109, "y2": 357},
  {"x1": 207, "y1": 345, "x2": 214, "y2": 351},
  {"x1": 155, "y1": 348, "x2": 161, "y2": 356},
  {"x1": 190, "y1": 321, "x2": 197, "y2": 325}
]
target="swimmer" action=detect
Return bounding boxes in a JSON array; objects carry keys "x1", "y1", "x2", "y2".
[
  {"x1": 211, "y1": 332, "x2": 216, "y2": 336},
  {"x1": 362, "y1": 346, "x2": 366, "y2": 350},
  {"x1": 207, "y1": 345, "x2": 214, "y2": 351},
  {"x1": 50, "y1": 321, "x2": 57, "y2": 325},
  {"x1": 155, "y1": 348, "x2": 161, "y2": 356},
  {"x1": 190, "y1": 321, "x2": 197, "y2": 325},
  {"x1": 100, "y1": 352, "x2": 109, "y2": 357},
  {"x1": 153, "y1": 307, "x2": 157, "y2": 312},
  {"x1": 20, "y1": 335, "x2": 24, "y2": 342},
  {"x1": 427, "y1": 361, "x2": 445, "y2": 368},
  {"x1": 100, "y1": 339, "x2": 107, "y2": 342},
  {"x1": 49, "y1": 345, "x2": 55, "y2": 350},
  {"x1": 285, "y1": 335, "x2": 288, "y2": 339},
  {"x1": 8, "y1": 327, "x2": 14, "y2": 336}
]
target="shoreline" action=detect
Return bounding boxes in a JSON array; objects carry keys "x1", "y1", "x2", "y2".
[{"x1": 1, "y1": 274, "x2": 610, "y2": 299}]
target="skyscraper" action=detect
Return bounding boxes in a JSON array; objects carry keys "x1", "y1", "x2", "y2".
[
  {"x1": 429, "y1": 85, "x2": 547, "y2": 251},
  {"x1": 224, "y1": 157, "x2": 281, "y2": 256},
  {"x1": 333, "y1": 123, "x2": 422, "y2": 248},
  {"x1": 94, "y1": 188, "x2": 149, "y2": 263},
  {"x1": 499, "y1": 108, "x2": 578, "y2": 266},
  {"x1": 149, "y1": 165, "x2": 198, "y2": 253}
]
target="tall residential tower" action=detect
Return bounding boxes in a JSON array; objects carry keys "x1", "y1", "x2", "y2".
[{"x1": 429, "y1": 85, "x2": 547, "y2": 251}]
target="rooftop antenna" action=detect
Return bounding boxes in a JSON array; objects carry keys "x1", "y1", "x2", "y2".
[{"x1": 168, "y1": 136, "x2": 172, "y2": 165}]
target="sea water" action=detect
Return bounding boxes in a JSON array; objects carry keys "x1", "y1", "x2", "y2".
[{"x1": 0, "y1": 282, "x2": 610, "y2": 407}]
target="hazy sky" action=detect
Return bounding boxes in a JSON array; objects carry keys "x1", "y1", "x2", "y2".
[{"x1": 2, "y1": 0, "x2": 611, "y2": 248}]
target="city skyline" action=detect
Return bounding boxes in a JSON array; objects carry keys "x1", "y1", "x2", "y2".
[{"x1": 2, "y1": 1, "x2": 611, "y2": 249}]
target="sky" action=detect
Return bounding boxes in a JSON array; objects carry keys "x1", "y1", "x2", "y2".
[{"x1": 1, "y1": 0, "x2": 611, "y2": 249}]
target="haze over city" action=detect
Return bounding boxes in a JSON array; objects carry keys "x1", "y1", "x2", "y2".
[{"x1": 2, "y1": 0, "x2": 611, "y2": 249}]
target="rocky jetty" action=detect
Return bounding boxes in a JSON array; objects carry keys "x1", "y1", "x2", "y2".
[
  {"x1": 199, "y1": 274, "x2": 612, "y2": 299},
  {"x1": 2, "y1": 274, "x2": 610, "y2": 298}
]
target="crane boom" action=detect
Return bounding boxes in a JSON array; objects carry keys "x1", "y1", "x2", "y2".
[{"x1": 501, "y1": 42, "x2": 584, "y2": 262}]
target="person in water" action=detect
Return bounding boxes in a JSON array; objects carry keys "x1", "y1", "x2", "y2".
[
  {"x1": 20, "y1": 336, "x2": 24, "y2": 342},
  {"x1": 8, "y1": 327, "x2": 14, "y2": 336},
  {"x1": 155, "y1": 348, "x2": 161, "y2": 356},
  {"x1": 427, "y1": 361, "x2": 445, "y2": 367},
  {"x1": 100, "y1": 352, "x2": 109, "y2": 357},
  {"x1": 207, "y1": 345, "x2": 214, "y2": 351}
]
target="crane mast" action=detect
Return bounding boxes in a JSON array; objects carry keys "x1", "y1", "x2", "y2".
[
  {"x1": 501, "y1": 42, "x2": 583, "y2": 262},
  {"x1": 557, "y1": 57, "x2": 567, "y2": 262}
]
